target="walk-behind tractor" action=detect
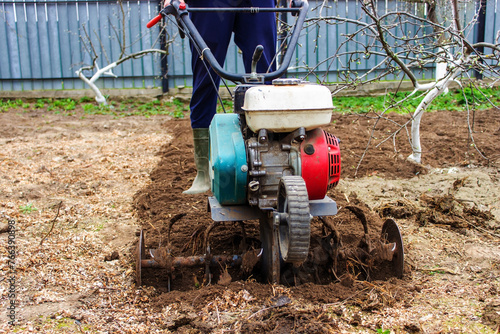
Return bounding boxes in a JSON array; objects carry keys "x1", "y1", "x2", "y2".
[{"x1": 137, "y1": 0, "x2": 404, "y2": 289}]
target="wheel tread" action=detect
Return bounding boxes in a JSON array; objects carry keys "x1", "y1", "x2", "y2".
[{"x1": 278, "y1": 176, "x2": 311, "y2": 263}]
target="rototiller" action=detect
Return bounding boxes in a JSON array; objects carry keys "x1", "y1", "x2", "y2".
[{"x1": 137, "y1": 0, "x2": 404, "y2": 289}]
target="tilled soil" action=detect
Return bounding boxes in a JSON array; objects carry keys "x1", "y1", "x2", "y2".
[{"x1": 0, "y1": 104, "x2": 499, "y2": 333}]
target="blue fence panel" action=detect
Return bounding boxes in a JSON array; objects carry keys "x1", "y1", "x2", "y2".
[
  {"x1": 484, "y1": 0, "x2": 499, "y2": 69},
  {"x1": 0, "y1": 0, "x2": 163, "y2": 91},
  {"x1": 0, "y1": 4, "x2": 12, "y2": 89},
  {"x1": 0, "y1": 0, "x2": 498, "y2": 92}
]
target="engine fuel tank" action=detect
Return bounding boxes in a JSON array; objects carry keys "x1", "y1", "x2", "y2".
[
  {"x1": 243, "y1": 81, "x2": 333, "y2": 133},
  {"x1": 209, "y1": 114, "x2": 248, "y2": 205}
]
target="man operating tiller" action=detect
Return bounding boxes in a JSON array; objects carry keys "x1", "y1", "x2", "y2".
[{"x1": 163, "y1": 0, "x2": 277, "y2": 194}]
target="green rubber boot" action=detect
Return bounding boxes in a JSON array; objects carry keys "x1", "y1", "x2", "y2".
[{"x1": 183, "y1": 128, "x2": 211, "y2": 194}]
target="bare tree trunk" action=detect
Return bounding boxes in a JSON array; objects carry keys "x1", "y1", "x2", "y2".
[
  {"x1": 76, "y1": 49, "x2": 166, "y2": 105},
  {"x1": 408, "y1": 60, "x2": 464, "y2": 163}
]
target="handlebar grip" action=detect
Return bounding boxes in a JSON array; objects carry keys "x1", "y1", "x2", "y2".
[
  {"x1": 147, "y1": 14, "x2": 163, "y2": 28},
  {"x1": 252, "y1": 45, "x2": 264, "y2": 63}
]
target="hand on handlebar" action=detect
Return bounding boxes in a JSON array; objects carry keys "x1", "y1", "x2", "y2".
[
  {"x1": 163, "y1": 0, "x2": 184, "y2": 8},
  {"x1": 147, "y1": 0, "x2": 186, "y2": 29}
]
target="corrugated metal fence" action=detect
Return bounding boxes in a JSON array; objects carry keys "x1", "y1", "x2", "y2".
[
  {"x1": 1, "y1": 0, "x2": 498, "y2": 92},
  {"x1": 0, "y1": 0, "x2": 162, "y2": 91}
]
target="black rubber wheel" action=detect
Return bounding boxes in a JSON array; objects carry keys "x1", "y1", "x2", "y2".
[{"x1": 277, "y1": 176, "x2": 311, "y2": 263}]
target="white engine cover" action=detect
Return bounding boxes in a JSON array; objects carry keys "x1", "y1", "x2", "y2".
[{"x1": 243, "y1": 82, "x2": 333, "y2": 133}]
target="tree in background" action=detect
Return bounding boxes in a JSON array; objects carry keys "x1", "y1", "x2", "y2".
[
  {"x1": 298, "y1": 0, "x2": 500, "y2": 171},
  {"x1": 76, "y1": 0, "x2": 169, "y2": 105},
  {"x1": 78, "y1": 0, "x2": 500, "y2": 168}
]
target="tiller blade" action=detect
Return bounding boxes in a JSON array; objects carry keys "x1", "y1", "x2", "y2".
[
  {"x1": 135, "y1": 223, "x2": 261, "y2": 290},
  {"x1": 379, "y1": 218, "x2": 404, "y2": 278},
  {"x1": 319, "y1": 206, "x2": 405, "y2": 281}
]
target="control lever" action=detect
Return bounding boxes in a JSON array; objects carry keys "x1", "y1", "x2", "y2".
[
  {"x1": 249, "y1": 45, "x2": 264, "y2": 82},
  {"x1": 146, "y1": 14, "x2": 163, "y2": 28},
  {"x1": 146, "y1": 1, "x2": 186, "y2": 39}
]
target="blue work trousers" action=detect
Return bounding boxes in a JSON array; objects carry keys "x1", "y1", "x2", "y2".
[{"x1": 189, "y1": 0, "x2": 277, "y2": 129}]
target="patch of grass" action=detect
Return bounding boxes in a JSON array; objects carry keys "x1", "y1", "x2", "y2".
[
  {"x1": 28, "y1": 316, "x2": 92, "y2": 333},
  {"x1": 136, "y1": 99, "x2": 162, "y2": 115},
  {"x1": 57, "y1": 321, "x2": 69, "y2": 329},
  {"x1": 429, "y1": 269, "x2": 447, "y2": 275},
  {"x1": 80, "y1": 98, "x2": 187, "y2": 118},
  {"x1": 1, "y1": 97, "x2": 85, "y2": 114},
  {"x1": 83, "y1": 103, "x2": 114, "y2": 115},
  {"x1": 3, "y1": 84, "x2": 496, "y2": 117},
  {"x1": 94, "y1": 222, "x2": 105, "y2": 232},
  {"x1": 51, "y1": 98, "x2": 76, "y2": 111},
  {"x1": 377, "y1": 329, "x2": 391, "y2": 334},
  {"x1": 164, "y1": 98, "x2": 188, "y2": 118},
  {"x1": 169, "y1": 110, "x2": 185, "y2": 118},
  {"x1": 441, "y1": 314, "x2": 493, "y2": 333},
  {"x1": 332, "y1": 86, "x2": 500, "y2": 114},
  {"x1": 0, "y1": 99, "x2": 30, "y2": 112},
  {"x1": 217, "y1": 99, "x2": 234, "y2": 114},
  {"x1": 20, "y1": 203, "x2": 38, "y2": 214},
  {"x1": 35, "y1": 98, "x2": 50, "y2": 109},
  {"x1": 78, "y1": 96, "x2": 94, "y2": 103}
]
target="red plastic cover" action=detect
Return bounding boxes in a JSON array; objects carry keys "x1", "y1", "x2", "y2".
[{"x1": 301, "y1": 129, "x2": 341, "y2": 200}]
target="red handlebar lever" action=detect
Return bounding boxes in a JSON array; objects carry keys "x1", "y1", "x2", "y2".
[
  {"x1": 147, "y1": 2, "x2": 186, "y2": 29},
  {"x1": 146, "y1": 14, "x2": 163, "y2": 28}
]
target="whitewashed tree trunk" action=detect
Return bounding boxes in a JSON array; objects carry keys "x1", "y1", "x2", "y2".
[
  {"x1": 76, "y1": 66, "x2": 112, "y2": 105},
  {"x1": 435, "y1": 47, "x2": 450, "y2": 95},
  {"x1": 76, "y1": 49, "x2": 166, "y2": 105},
  {"x1": 408, "y1": 60, "x2": 465, "y2": 163}
]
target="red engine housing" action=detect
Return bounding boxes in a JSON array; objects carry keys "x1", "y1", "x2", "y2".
[{"x1": 300, "y1": 128, "x2": 341, "y2": 200}]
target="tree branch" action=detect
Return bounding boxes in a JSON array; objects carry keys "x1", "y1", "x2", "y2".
[{"x1": 76, "y1": 49, "x2": 167, "y2": 105}]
